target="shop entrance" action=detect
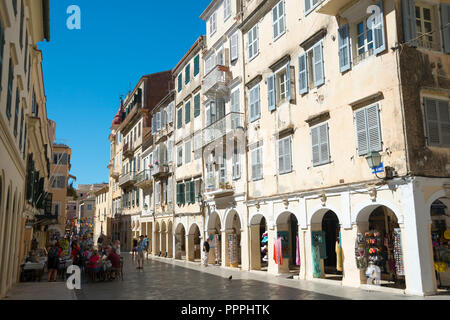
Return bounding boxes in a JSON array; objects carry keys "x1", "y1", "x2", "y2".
[
  {"x1": 249, "y1": 214, "x2": 268, "y2": 271},
  {"x1": 356, "y1": 205, "x2": 405, "y2": 289},
  {"x1": 275, "y1": 212, "x2": 299, "y2": 274},
  {"x1": 311, "y1": 210, "x2": 342, "y2": 281},
  {"x1": 207, "y1": 212, "x2": 222, "y2": 265},
  {"x1": 430, "y1": 199, "x2": 450, "y2": 291},
  {"x1": 188, "y1": 224, "x2": 201, "y2": 262},
  {"x1": 225, "y1": 210, "x2": 241, "y2": 268},
  {"x1": 174, "y1": 223, "x2": 186, "y2": 260}
]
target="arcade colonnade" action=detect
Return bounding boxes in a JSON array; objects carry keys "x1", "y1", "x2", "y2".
[{"x1": 140, "y1": 177, "x2": 449, "y2": 296}]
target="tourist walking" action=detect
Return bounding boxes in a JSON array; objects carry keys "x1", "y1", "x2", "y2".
[
  {"x1": 203, "y1": 238, "x2": 210, "y2": 267},
  {"x1": 113, "y1": 240, "x2": 121, "y2": 256},
  {"x1": 47, "y1": 240, "x2": 62, "y2": 282},
  {"x1": 136, "y1": 235, "x2": 146, "y2": 270}
]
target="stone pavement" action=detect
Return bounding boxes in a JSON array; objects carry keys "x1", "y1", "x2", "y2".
[{"x1": 3, "y1": 253, "x2": 450, "y2": 300}]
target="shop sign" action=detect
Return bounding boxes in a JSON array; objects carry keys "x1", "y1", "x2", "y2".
[{"x1": 371, "y1": 162, "x2": 384, "y2": 174}]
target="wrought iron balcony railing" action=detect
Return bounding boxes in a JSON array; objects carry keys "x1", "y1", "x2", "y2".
[{"x1": 202, "y1": 112, "x2": 244, "y2": 147}]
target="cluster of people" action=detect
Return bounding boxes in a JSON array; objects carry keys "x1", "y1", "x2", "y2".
[{"x1": 70, "y1": 239, "x2": 122, "y2": 280}]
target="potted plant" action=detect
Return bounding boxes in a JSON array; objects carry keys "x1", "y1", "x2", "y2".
[{"x1": 225, "y1": 181, "x2": 232, "y2": 190}]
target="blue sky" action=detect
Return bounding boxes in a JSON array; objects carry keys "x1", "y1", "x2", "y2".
[{"x1": 39, "y1": 0, "x2": 207, "y2": 187}]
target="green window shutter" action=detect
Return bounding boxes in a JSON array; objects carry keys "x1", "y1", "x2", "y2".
[
  {"x1": 401, "y1": 0, "x2": 417, "y2": 47},
  {"x1": 194, "y1": 94, "x2": 200, "y2": 117},
  {"x1": 185, "y1": 181, "x2": 190, "y2": 204},
  {"x1": 185, "y1": 101, "x2": 191, "y2": 124},
  {"x1": 194, "y1": 55, "x2": 200, "y2": 76},
  {"x1": 338, "y1": 24, "x2": 351, "y2": 72},
  {"x1": 372, "y1": 0, "x2": 386, "y2": 55},
  {"x1": 177, "y1": 107, "x2": 183, "y2": 129},
  {"x1": 441, "y1": 4, "x2": 450, "y2": 54},
  {"x1": 185, "y1": 64, "x2": 190, "y2": 84},
  {"x1": 181, "y1": 183, "x2": 186, "y2": 205},
  {"x1": 190, "y1": 181, "x2": 195, "y2": 204},
  {"x1": 178, "y1": 74, "x2": 182, "y2": 92}
]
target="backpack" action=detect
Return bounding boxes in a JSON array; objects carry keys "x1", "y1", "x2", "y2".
[{"x1": 48, "y1": 246, "x2": 59, "y2": 259}]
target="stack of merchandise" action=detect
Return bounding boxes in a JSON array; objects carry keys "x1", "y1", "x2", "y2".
[
  {"x1": 393, "y1": 228, "x2": 404, "y2": 276},
  {"x1": 365, "y1": 230, "x2": 383, "y2": 267},
  {"x1": 355, "y1": 233, "x2": 367, "y2": 269}
]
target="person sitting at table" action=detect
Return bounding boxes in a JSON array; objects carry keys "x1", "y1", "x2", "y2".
[
  {"x1": 87, "y1": 249, "x2": 102, "y2": 280},
  {"x1": 105, "y1": 247, "x2": 120, "y2": 279}
]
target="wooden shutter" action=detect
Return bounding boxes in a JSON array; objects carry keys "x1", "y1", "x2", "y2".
[
  {"x1": 248, "y1": 28, "x2": 253, "y2": 59},
  {"x1": 298, "y1": 53, "x2": 308, "y2": 94},
  {"x1": 190, "y1": 181, "x2": 195, "y2": 204},
  {"x1": 373, "y1": 0, "x2": 386, "y2": 55},
  {"x1": 181, "y1": 183, "x2": 186, "y2": 205},
  {"x1": 402, "y1": 0, "x2": 417, "y2": 47},
  {"x1": 178, "y1": 74, "x2": 182, "y2": 92},
  {"x1": 338, "y1": 24, "x2": 351, "y2": 72},
  {"x1": 194, "y1": 94, "x2": 200, "y2": 117},
  {"x1": 278, "y1": 139, "x2": 285, "y2": 173},
  {"x1": 230, "y1": 32, "x2": 238, "y2": 61},
  {"x1": 319, "y1": 123, "x2": 330, "y2": 164},
  {"x1": 168, "y1": 102, "x2": 173, "y2": 124},
  {"x1": 272, "y1": 5, "x2": 279, "y2": 39},
  {"x1": 355, "y1": 108, "x2": 369, "y2": 156},
  {"x1": 441, "y1": 4, "x2": 450, "y2": 54},
  {"x1": 366, "y1": 104, "x2": 382, "y2": 152},
  {"x1": 438, "y1": 100, "x2": 450, "y2": 147},
  {"x1": 268, "y1": 74, "x2": 276, "y2": 111},
  {"x1": 286, "y1": 62, "x2": 291, "y2": 102},
  {"x1": 185, "y1": 181, "x2": 190, "y2": 204},
  {"x1": 194, "y1": 55, "x2": 200, "y2": 76},
  {"x1": 313, "y1": 42, "x2": 324, "y2": 87},
  {"x1": 185, "y1": 101, "x2": 190, "y2": 124},
  {"x1": 311, "y1": 126, "x2": 320, "y2": 165},
  {"x1": 424, "y1": 98, "x2": 441, "y2": 146}
]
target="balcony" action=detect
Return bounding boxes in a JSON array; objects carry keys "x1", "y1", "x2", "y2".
[
  {"x1": 151, "y1": 163, "x2": 169, "y2": 178},
  {"x1": 202, "y1": 112, "x2": 244, "y2": 148},
  {"x1": 123, "y1": 142, "x2": 134, "y2": 158},
  {"x1": 316, "y1": 0, "x2": 351, "y2": 15},
  {"x1": 110, "y1": 166, "x2": 120, "y2": 180},
  {"x1": 204, "y1": 178, "x2": 235, "y2": 199},
  {"x1": 118, "y1": 172, "x2": 136, "y2": 188},
  {"x1": 135, "y1": 169, "x2": 153, "y2": 189},
  {"x1": 202, "y1": 65, "x2": 231, "y2": 98}
]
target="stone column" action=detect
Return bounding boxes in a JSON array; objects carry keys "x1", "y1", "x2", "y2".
[
  {"x1": 186, "y1": 234, "x2": 191, "y2": 261},
  {"x1": 401, "y1": 180, "x2": 436, "y2": 296},
  {"x1": 249, "y1": 225, "x2": 261, "y2": 270},
  {"x1": 221, "y1": 229, "x2": 227, "y2": 267},
  {"x1": 341, "y1": 224, "x2": 364, "y2": 288}
]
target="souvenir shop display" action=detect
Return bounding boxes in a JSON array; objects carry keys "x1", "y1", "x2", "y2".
[
  {"x1": 393, "y1": 228, "x2": 405, "y2": 276},
  {"x1": 261, "y1": 231, "x2": 268, "y2": 263},
  {"x1": 273, "y1": 237, "x2": 283, "y2": 265},
  {"x1": 365, "y1": 230, "x2": 383, "y2": 267},
  {"x1": 431, "y1": 227, "x2": 449, "y2": 287},
  {"x1": 214, "y1": 234, "x2": 221, "y2": 265},
  {"x1": 228, "y1": 233, "x2": 238, "y2": 267},
  {"x1": 355, "y1": 233, "x2": 367, "y2": 270},
  {"x1": 311, "y1": 231, "x2": 326, "y2": 278}
]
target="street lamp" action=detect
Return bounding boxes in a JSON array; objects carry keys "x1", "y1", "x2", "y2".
[{"x1": 365, "y1": 150, "x2": 394, "y2": 180}]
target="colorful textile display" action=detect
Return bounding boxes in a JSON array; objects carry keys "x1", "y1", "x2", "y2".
[
  {"x1": 312, "y1": 245, "x2": 321, "y2": 278},
  {"x1": 355, "y1": 233, "x2": 367, "y2": 269},
  {"x1": 273, "y1": 238, "x2": 283, "y2": 265},
  {"x1": 393, "y1": 228, "x2": 404, "y2": 276}
]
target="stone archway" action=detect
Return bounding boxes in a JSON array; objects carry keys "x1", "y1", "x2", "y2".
[
  {"x1": 224, "y1": 210, "x2": 241, "y2": 268},
  {"x1": 161, "y1": 221, "x2": 167, "y2": 256},
  {"x1": 429, "y1": 198, "x2": 450, "y2": 291},
  {"x1": 207, "y1": 211, "x2": 222, "y2": 265},
  {"x1": 355, "y1": 205, "x2": 405, "y2": 289},
  {"x1": 188, "y1": 223, "x2": 201, "y2": 262},
  {"x1": 273, "y1": 211, "x2": 299, "y2": 274},
  {"x1": 167, "y1": 221, "x2": 173, "y2": 258},
  {"x1": 249, "y1": 214, "x2": 268, "y2": 271},
  {"x1": 174, "y1": 223, "x2": 186, "y2": 260},
  {"x1": 154, "y1": 222, "x2": 160, "y2": 256}
]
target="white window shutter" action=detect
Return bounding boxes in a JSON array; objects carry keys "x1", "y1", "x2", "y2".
[
  {"x1": 268, "y1": 74, "x2": 276, "y2": 111},
  {"x1": 313, "y1": 41, "x2": 324, "y2": 87},
  {"x1": 278, "y1": 139, "x2": 285, "y2": 173},
  {"x1": 311, "y1": 127, "x2": 320, "y2": 165},
  {"x1": 286, "y1": 63, "x2": 291, "y2": 102},
  {"x1": 230, "y1": 32, "x2": 238, "y2": 61},
  {"x1": 366, "y1": 104, "x2": 382, "y2": 152},
  {"x1": 338, "y1": 24, "x2": 351, "y2": 72},
  {"x1": 168, "y1": 102, "x2": 173, "y2": 124},
  {"x1": 355, "y1": 108, "x2": 369, "y2": 156},
  {"x1": 424, "y1": 98, "x2": 441, "y2": 146},
  {"x1": 319, "y1": 124, "x2": 330, "y2": 164},
  {"x1": 298, "y1": 53, "x2": 308, "y2": 94},
  {"x1": 272, "y1": 5, "x2": 279, "y2": 39},
  {"x1": 373, "y1": 0, "x2": 386, "y2": 55}
]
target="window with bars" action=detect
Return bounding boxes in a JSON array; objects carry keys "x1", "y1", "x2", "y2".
[
  {"x1": 248, "y1": 25, "x2": 259, "y2": 60},
  {"x1": 423, "y1": 97, "x2": 450, "y2": 148}
]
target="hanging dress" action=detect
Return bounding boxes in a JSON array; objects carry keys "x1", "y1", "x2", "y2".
[{"x1": 336, "y1": 240, "x2": 343, "y2": 272}]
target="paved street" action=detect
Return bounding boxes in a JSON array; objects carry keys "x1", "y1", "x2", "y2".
[{"x1": 4, "y1": 253, "x2": 450, "y2": 300}]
